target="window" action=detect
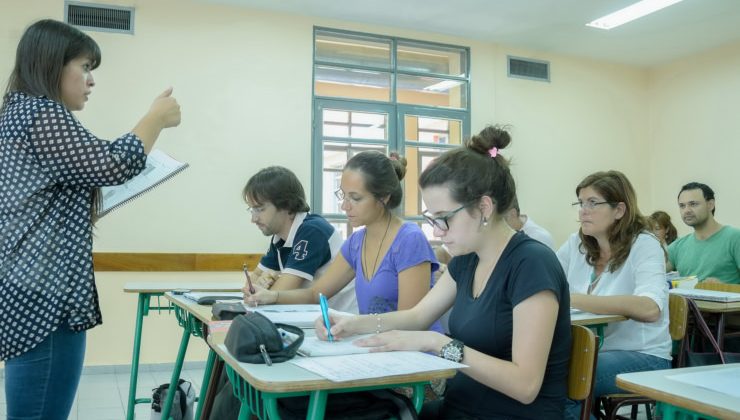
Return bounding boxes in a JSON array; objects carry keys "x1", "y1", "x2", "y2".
[{"x1": 312, "y1": 28, "x2": 470, "y2": 239}]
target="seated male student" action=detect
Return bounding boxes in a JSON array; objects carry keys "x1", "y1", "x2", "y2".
[
  {"x1": 668, "y1": 182, "x2": 740, "y2": 284},
  {"x1": 211, "y1": 166, "x2": 356, "y2": 420},
  {"x1": 242, "y1": 165, "x2": 357, "y2": 312},
  {"x1": 502, "y1": 197, "x2": 555, "y2": 250}
]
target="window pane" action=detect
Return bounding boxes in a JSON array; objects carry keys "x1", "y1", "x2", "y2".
[
  {"x1": 322, "y1": 142, "x2": 386, "y2": 214},
  {"x1": 397, "y1": 75, "x2": 467, "y2": 109},
  {"x1": 329, "y1": 221, "x2": 350, "y2": 240},
  {"x1": 402, "y1": 146, "x2": 445, "y2": 217},
  {"x1": 315, "y1": 31, "x2": 391, "y2": 69},
  {"x1": 397, "y1": 42, "x2": 467, "y2": 76},
  {"x1": 405, "y1": 115, "x2": 462, "y2": 145},
  {"x1": 322, "y1": 109, "x2": 388, "y2": 140},
  {"x1": 315, "y1": 66, "x2": 391, "y2": 101}
]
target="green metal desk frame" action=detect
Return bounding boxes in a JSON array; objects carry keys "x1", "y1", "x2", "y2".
[
  {"x1": 126, "y1": 293, "x2": 174, "y2": 420},
  {"x1": 157, "y1": 303, "x2": 218, "y2": 420},
  {"x1": 224, "y1": 365, "x2": 428, "y2": 420},
  {"x1": 656, "y1": 401, "x2": 720, "y2": 420}
]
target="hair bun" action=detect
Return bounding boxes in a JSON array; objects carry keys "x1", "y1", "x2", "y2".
[
  {"x1": 468, "y1": 124, "x2": 511, "y2": 156},
  {"x1": 389, "y1": 152, "x2": 408, "y2": 181}
]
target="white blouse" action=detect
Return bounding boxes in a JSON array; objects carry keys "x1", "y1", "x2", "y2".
[{"x1": 557, "y1": 232, "x2": 671, "y2": 360}]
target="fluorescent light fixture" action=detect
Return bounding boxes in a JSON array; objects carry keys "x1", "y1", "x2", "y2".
[
  {"x1": 586, "y1": 0, "x2": 684, "y2": 30},
  {"x1": 423, "y1": 80, "x2": 462, "y2": 92}
]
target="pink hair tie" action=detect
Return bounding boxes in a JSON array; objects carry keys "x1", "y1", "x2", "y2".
[
  {"x1": 488, "y1": 147, "x2": 498, "y2": 158},
  {"x1": 389, "y1": 155, "x2": 398, "y2": 161}
]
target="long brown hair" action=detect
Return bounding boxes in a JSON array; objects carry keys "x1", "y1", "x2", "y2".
[
  {"x1": 649, "y1": 210, "x2": 678, "y2": 245},
  {"x1": 577, "y1": 170, "x2": 650, "y2": 271}
]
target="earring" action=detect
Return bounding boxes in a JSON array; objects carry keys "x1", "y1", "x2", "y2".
[{"x1": 483, "y1": 217, "x2": 489, "y2": 227}]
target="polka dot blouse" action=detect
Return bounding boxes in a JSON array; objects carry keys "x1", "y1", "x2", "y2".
[{"x1": 0, "y1": 92, "x2": 146, "y2": 361}]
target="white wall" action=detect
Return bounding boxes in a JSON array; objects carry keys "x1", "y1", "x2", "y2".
[{"x1": 649, "y1": 41, "x2": 740, "y2": 238}]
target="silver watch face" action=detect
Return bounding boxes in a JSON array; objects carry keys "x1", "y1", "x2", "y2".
[{"x1": 442, "y1": 341, "x2": 463, "y2": 362}]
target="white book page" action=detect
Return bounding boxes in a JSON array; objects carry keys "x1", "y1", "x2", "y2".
[
  {"x1": 289, "y1": 351, "x2": 466, "y2": 382},
  {"x1": 100, "y1": 149, "x2": 188, "y2": 215},
  {"x1": 298, "y1": 334, "x2": 375, "y2": 357}
]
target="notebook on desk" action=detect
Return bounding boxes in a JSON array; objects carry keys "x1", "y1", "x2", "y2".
[
  {"x1": 183, "y1": 291, "x2": 244, "y2": 305},
  {"x1": 669, "y1": 288, "x2": 740, "y2": 303}
]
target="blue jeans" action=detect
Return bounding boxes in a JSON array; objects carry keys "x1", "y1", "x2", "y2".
[
  {"x1": 4, "y1": 322, "x2": 86, "y2": 420},
  {"x1": 564, "y1": 350, "x2": 671, "y2": 420}
]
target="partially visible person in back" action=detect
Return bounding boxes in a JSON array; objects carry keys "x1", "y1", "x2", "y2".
[
  {"x1": 503, "y1": 197, "x2": 555, "y2": 250},
  {"x1": 668, "y1": 182, "x2": 740, "y2": 284},
  {"x1": 649, "y1": 210, "x2": 678, "y2": 250}
]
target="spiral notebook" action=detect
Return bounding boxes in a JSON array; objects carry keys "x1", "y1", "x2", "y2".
[{"x1": 99, "y1": 149, "x2": 189, "y2": 216}]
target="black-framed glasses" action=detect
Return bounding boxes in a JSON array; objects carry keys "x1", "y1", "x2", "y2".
[
  {"x1": 422, "y1": 204, "x2": 467, "y2": 231},
  {"x1": 571, "y1": 200, "x2": 615, "y2": 210}
]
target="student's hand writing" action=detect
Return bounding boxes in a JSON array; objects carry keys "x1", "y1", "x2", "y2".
[
  {"x1": 314, "y1": 313, "x2": 354, "y2": 341},
  {"x1": 242, "y1": 283, "x2": 277, "y2": 305},
  {"x1": 148, "y1": 87, "x2": 181, "y2": 129},
  {"x1": 354, "y1": 330, "x2": 447, "y2": 353}
]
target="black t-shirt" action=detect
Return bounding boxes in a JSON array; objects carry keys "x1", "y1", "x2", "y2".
[{"x1": 444, "y1": 232, "x2": 571, "y2": 419}]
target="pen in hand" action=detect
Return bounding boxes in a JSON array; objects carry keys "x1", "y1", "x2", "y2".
[
  {"x1": 243, "y1": 263, "x2": 256, "y2": 294},
  {"x1": 319, "y1": 293, "x2": 333, "y2": 342}
]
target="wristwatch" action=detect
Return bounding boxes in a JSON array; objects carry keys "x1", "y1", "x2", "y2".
[{"x1": 439, "y1": 339, "x2": 464, "y2": 363}]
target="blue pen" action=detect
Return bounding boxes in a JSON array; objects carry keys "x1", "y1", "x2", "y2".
[{"x1": 319, "y1": 293, "x2": 333, "y2": 342}]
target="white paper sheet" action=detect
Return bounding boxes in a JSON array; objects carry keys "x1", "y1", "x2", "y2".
[
  {"x1": 289, "y1": 351, "x2": 466, "y2": 382},
  {"x1": 297, "y1": 334, "x2": 374, "y2": 357},
  {"x1": 668, "y1": 367, "x2": 740, "y2": 398}
]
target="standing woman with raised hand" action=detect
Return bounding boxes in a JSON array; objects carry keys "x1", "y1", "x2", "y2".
[
  {"x1": 0, "y1": 19, "x2": 180, "y2": 420},
  {"x1": 245, "y1": 151, "x2": 441, "y2": 330},
  {"x1": 315, "y1": 126, "x2": 571, "y2": 419}
]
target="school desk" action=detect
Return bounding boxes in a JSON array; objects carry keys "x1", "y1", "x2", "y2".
[
  {"x1": 616, "y1": 363, "x2": 740, "y2": 420},
  {"x1": 123, "y1": 281, "x2": 241, "y2": 420},
  {"x1": 571, "y1": 311, "x2": 627, "y2": 347},
  {"x1": 207, "y1": 330, "x2": 460, "y2": 420}
]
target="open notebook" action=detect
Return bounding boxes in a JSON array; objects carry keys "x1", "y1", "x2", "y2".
[
  {"x1": 183, "y1": 291, "x2": 244, "y2": 305},
  {"x1": 669, "y1": 288, "x2": 740, "y2": 302},
  {"x1": 99, "y1": 149, "x2": 189, "y2": 216}
]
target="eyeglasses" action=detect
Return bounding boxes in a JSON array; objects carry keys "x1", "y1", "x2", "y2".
[
  {"x1": 246, "y1": 205, "x2": 265, "y2": 215},
  {"x1": 422, "y1": 204, "x2": 467, "y2": 231},
  {"x1": 571, "y1": 200, "x2": 615, "y2": 210},
  {"x1": 334, "y1": 189, "x2": 364, "y2": 206}
]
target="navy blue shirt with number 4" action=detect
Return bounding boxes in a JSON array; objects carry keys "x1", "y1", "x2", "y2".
[{"x1": 258, "y1": 213, "x2": 342, "y2": 281}]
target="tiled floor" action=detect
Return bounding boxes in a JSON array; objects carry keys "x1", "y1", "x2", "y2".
[
  {"x1": 1, "y1": 366, "x2": 652, "y2": 420},
  {"x1": 0, "y1": 364, "x2": 206, "y2": 420}
]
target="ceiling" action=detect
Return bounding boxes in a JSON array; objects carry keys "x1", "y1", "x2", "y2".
[{"x1": 200, "y1": 0, "x2": 740, "y2": 67}]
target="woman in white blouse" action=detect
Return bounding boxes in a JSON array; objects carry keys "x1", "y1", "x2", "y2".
[{"x1": 558, "y1": 170, "x2": 671, "y2": 420}]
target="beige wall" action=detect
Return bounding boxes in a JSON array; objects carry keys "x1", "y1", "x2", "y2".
[
  {"x1": 648, "y1": 41, "x2": 740, "y2": 239},
  {"x1": 2, "y1": 0, "x2": 736, "y2": 366}
]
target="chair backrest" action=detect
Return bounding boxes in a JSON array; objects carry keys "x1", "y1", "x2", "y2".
[
  {"x1": 668, "y1": 294, "x2": 688, "y2": 341},
  {"x1": 568, "y1": 324, "x2": 598, "y2": 401},
  {"x1": 696, "y1": 282, "x2": 740, "y2": 293}
]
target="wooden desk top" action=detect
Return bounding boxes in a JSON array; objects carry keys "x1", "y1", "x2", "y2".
[
  {"x1": 616, "y1": 363, "x2": 740, "y2": 420},
  {"x1": 123, "y1": 281, "x2": 243, "y2": 294},
  {"x1": 694, "y1": 300, "x2": 740, "y2": 313},
  {"x1": 207, "y1": 331, "x2": 457, "y2": 394},
  {"x1": 570, "y1": 311, "x2": 627, "y2": 326},
  {"x1": 164, "y1": 293, "x2": 220, "y2": 325}
]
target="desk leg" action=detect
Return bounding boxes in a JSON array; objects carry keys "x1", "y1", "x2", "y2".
[
  {"x1": 306, "y1": 390, "x2": 328, "y2": 420},
  {"x1": 161, "y1": 326, "x2": 191, "y2": 420},
  {"x1": 126, "y1": 293, "x2": 150, "y2": 420},
  {"x1": 717, "y1": 313, "x2": 727, "y2": 350},
  {"x1": 194, "y1": 349, "x2": 217, "y2": 420},
  {"x1": 411, "y1": 383, "x2": 426, "y2": 413}
]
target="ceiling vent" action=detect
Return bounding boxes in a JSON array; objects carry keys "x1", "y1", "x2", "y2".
[
  {"x1": 65, "y1": 1, "x2": 135, "y2": 34},
  {"x1": 507, "y1": 56, "x2": 550, "y2": 82}
]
